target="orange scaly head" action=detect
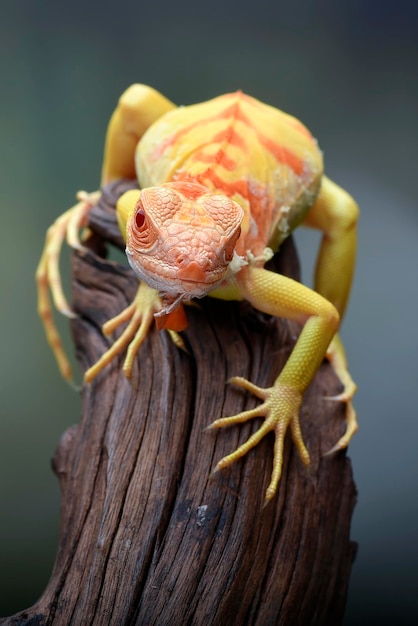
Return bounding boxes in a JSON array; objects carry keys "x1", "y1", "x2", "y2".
[{"x1": 126, "y1": 181, "x2": 245, "y2": 314}]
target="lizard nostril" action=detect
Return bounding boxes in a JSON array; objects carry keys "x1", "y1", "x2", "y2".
[{"x1": 176, "y1": 253, "x2": 188, "y2": 266}]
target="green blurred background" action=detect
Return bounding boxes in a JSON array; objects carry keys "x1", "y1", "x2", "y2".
[{"x1": 1, "y1": 0, "x2": 417, "y2": 622}]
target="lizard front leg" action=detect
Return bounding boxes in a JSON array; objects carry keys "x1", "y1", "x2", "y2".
[
  {"x1": 37, "y1": 85, "x2": 176, "y2": 382},
  {"x1": 209, "y1": 266, "x2": 340, "y2": 504}
]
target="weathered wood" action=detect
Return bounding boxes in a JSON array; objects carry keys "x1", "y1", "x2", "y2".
[{"x1": 2, "y1": 181, "x2": 357, "y2": 625}]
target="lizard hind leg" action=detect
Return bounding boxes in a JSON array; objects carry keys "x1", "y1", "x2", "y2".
[
  {"x1": 303, "y1": 175, "x2": 360, "y2": 451},
  {"x1": 36, "y1": 190, "x2": 100, "y2": 382}
]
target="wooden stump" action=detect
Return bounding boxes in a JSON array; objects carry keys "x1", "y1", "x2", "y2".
[{"x1": 2, "y1": 181, "x2": 357, "y2": 625}]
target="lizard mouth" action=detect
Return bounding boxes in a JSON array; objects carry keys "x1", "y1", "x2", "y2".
[
  {"x1": 126, "y1": 247, "x2": 228, "y2": 298},
  {"x1": 156, "y1": 273, "x2": 224, "y2": 315}
]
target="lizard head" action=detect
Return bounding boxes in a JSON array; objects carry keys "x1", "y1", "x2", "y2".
[{"x1": 126, "y1": 181, "x2": 245, "y2": 314}]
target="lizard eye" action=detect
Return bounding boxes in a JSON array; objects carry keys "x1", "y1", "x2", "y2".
[
  {"x1": 135, "y1": 209, "x2": 146, "y2": 230},
  {"x1": 128, "y1": 203, "x2": 155, "y2": 250}
]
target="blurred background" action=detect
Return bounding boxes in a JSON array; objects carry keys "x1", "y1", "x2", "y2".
[{"x1": 1, "y1": 0, "x2": 417, "y2": 622}]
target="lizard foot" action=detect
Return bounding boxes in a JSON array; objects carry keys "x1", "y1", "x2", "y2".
[
  {"x1": 84, "y1": 282, "x2": 187, "y2": 383},
  {"x1": 36, "y1": 190, "x2": 100, "y2": 381},
  {"x1": 84, "y1": 281, "x2": 161, "y2": 383},
  {"x1": 208, "y1": 377, "x2": 310, "y2": 504}
]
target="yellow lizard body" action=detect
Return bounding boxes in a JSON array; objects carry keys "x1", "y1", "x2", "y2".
[
  {"x1": 136, "y1": 92, "x2": 322, "y2": 259},
  {"x1": 37, "y1": 84, "x2": 359, "y2": 503}
]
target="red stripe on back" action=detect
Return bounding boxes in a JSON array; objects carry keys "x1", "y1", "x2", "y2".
[
  {"x1": 211, "y1": 127, "x2": 247, "y2": 152},
  {"x1": 192, "y1": 149, "x2": 237, "y2": 171},
  {"x1": 154, "y1": 93, "x2": 307, "y2": 176},
  {"x1": 257, "y1": 134, "x2": 304, "y2": 175},
  {"x1": 197, "y1": 169, "x2": 250, "y2": 199}
]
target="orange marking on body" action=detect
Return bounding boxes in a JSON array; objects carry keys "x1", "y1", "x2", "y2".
[
  {"x1": 257, "y1": 134, "x2": 304, "y2": 175},
  {"x1": 164, "y1": 181, "x2": 208, "y2": 200},
  {"x1": 210, "y1": 100, "x2": 248, "y2": 124},
  {"x1": 192, "y1": 147, "x2": 237, "y2": 171},
  {"x1": 211, "y1": 127, "x2": 247, "y2": 150},
  {"x1": 215, "y1": 94, "x2": 310, "y2": 174},
  {"x1": 152, "y1": 119, "x2": 203, "y2": 159},
  {"x1": 154, "y1": 91, "x2": 305, "y2": 176},
  {"x1": 153, "y1": 96, "x2": 248, "y2": 160},
  {"x1": 197, "y1": 169, "x2": 250, "y2": 200},
  {"x1": 216, "y1": 150, "x2": 236, "y2": 171},
  {"x1": 207, "y1": 101, "x2": 306, "y2": 175}
]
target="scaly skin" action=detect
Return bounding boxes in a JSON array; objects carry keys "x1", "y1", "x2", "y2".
[{"x1": 37, "y1": 84, "x2": 359, "y2": 503}]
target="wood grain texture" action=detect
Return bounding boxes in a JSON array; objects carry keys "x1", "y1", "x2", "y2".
[{"x1": 2, "y1": 181, "x2": 357, "y2": 625}]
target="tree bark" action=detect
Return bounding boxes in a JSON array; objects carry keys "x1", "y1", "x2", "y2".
[{"x1": 2, "y1": 181, "x2": 357, "y2": 626}]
